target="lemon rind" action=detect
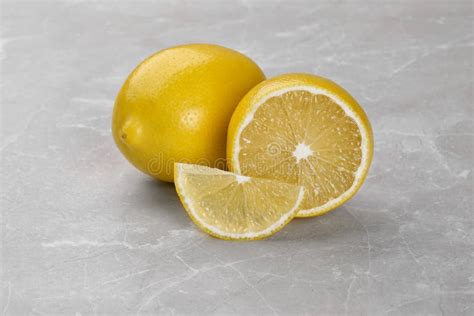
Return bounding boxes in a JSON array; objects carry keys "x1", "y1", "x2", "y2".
[
  {"x1": 174, "y1": 163, "x2": 305, "y2": 240},
  {"x1": 230, "y1": 85, "x2": 372, "y2": 217}
]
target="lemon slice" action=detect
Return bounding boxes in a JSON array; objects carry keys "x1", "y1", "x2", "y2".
[
  {"x1": 174, "y1": 163, "x2": 305, "y2": 240},
  {"x1": 227, "y1": 73, "x2": 374, "y2": 217}
]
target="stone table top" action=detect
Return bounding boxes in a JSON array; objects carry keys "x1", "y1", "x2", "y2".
[{"x1": 1, "y1": 0, "x2": 473, "y2": 315}]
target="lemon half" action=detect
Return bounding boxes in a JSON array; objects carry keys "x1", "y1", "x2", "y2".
[
  {"x1": 174, "y1": 163, "x2": 305, "y2": 240},
  {"x1": 227, "y1": 73, "x2": 374, "y2": 217}
]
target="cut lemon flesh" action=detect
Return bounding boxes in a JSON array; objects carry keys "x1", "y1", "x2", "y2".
[
  {"x1": 227, "y1": 74, "x2": 373, "y2": 217},
  {"x1": 174, "y1": 163, "x2": 305, "y2": 240}
]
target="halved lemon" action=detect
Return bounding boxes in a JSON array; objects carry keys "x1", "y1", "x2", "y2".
[
  {"x1": 174, "y1": 163, "x2": 305, "y2": 240},
  {"x1": 227, "y1": 73, "x2": 374, "y2": 217}
]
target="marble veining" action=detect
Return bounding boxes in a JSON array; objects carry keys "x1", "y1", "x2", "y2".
[{"x1": 1, "y1": 0, "x2": 473, "y2": 315}]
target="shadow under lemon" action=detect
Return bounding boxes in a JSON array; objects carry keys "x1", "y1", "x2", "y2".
[
  {"x1": 270, "y1": 205, "x2": 390, "y2": 243},
  {"x1": 138, "y1": 177, "x2": 190, "y2": 227}
]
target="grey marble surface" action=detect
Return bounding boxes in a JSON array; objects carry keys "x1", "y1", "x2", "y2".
[{"x1": 1, "y1": 0, "x2": 473, "y2": 315}]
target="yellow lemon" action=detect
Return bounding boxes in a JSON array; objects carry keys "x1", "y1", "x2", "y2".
[
  {"x1": 227, "y1": 73, "x2": 374, "y2": 217},
  {"x1": 174, "y1": 163, "x2": 305, "y2": 240},
  {"x1": 112, "y1": 44, "x2": 265, "y2": 182}
]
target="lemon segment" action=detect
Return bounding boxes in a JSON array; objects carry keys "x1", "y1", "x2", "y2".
[
  {"x1": 174, "y1": 163, "x2": 305, "y2": 240},
  {"x1": 227, "y1": 74, "x2": 373, "y2": 217}
]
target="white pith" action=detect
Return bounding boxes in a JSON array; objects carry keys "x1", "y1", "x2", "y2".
[
  {"x1": 175, "y1": 163, "x2": 305, "y2": 239},
  {"x1": 231, "y1": 85, "x2": 371, "y2": 216},
  {"x1": 235, "y1": 174, "x2": 250, "y2": 184},
  {"x1": 293, "y1": 142, "x2": 314, "y2": 163}
]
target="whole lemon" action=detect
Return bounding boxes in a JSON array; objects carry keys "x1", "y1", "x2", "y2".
[{"x1": 112, "y1": 44, "x2": 265, "y2": 182}]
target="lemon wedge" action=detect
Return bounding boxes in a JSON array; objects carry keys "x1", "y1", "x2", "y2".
[
  {"x1": 174, "y1": 163, "x2": 305, "y2": 240},
  {"x1": 227, "y1": 73, "x2": 374, "y2": 217}
]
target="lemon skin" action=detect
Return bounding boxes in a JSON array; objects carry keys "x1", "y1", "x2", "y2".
[{"x1": 112, "y1": 44, "x2": 265, "y2": 182}]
